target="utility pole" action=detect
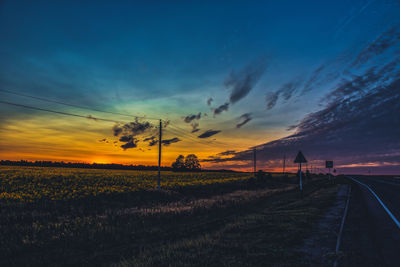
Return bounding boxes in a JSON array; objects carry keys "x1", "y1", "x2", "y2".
[
  {"x1": 282, "y1": 154, "x2": 286, "y2": 176},
  {"x1": 158, "y1": 119, "x2": 162, "y2": 190},
  {"x1": 253, "y1": 148, "x2": 256, "y2": 176}
]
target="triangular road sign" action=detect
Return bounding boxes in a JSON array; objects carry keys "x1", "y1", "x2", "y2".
[{"x1": 294, "y1": 151, "x2": 307, "y2": 163}]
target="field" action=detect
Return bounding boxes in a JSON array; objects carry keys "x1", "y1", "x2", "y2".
[
  {"x1": 0, "y1": 166, "x2": 255, "y2": 202},
  {"x1": 0, "y1": 166, "x2": 341, "y2": 266}
]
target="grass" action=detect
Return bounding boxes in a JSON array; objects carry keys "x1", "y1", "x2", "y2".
[
  {"x1": 118, "y1": 179, "x2": 339, "y2": 267},
  {"x1": 0, "y1": 166, "x2": 338, "y2": 266}
]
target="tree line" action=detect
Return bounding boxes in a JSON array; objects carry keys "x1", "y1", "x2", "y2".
[{"x1": 0, "y1": 158, "x2": 236, "y2": 172}]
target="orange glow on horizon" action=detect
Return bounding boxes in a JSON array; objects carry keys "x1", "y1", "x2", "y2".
[{"x1": 0, "y1": 113, "x2": 287, "y2": 170}]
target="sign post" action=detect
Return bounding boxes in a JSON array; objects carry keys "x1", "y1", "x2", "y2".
[
  {"x1": 326, "y1": 160, "x2": 333, "y2": 181},
  {"x1": 294, "y1": 151, "x2": 307, "y2": 197}
]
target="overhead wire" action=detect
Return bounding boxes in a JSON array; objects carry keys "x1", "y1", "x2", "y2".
[
  {"x1": 0, "y1": 88, "x2": 161, "y2": 121},
  {"x1": 0, "y1": 95, "x2": 256, "y2": 153},
  {"x1": 0, "y1": 100, "x2": 122, "y2": 123}
]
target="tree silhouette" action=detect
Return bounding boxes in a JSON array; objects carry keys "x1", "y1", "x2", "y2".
[
  {"x1": 172, "y1": 155, "x2": 185, "y2": 170},
  {"x1": 184, "y1": 154, "x2": 201, "y2": 170}
]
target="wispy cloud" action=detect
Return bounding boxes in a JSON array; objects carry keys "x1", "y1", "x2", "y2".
[
  {"x1": 236, "y1": 113, "x2": 252, "y2": 128},
  {"x1": 209, "y1": 59, "x2": 400, "y2": 171},
  {"x1": 302, "y1": 65, "x2": 325, "y2": 93},
  {"x1": 183, "y1": 112, "x2": 201, "y2": 123},
  {"x1": 190, "y1": 122, "x2": 200, "y2": 133},
  {"x1": 352, "y1": 26, "x2": 400, "y2": 67},
  {"x1": 198, "y1": 129, "x2": 221, "y2": 138},
  {"x1": 265, "y1": 91, "x2": 280, "y2": 110},
  {"x1": 265, "y1": 79, "x2": 303, "y2": 110},
  {"x1": 225, "y1": 58, "x2": 268, "y2": 104},
  {"x1": 162, "y1": 137, "x2": 181, "y2": 146},
  {"x1": 213, "y1": 102, "x2": 229, "y2": 116},
  {"x1": 207, "y1": 97, "x2": 213, "y2": 106},
  {"x1": 217, "y1": 150, "x2": 236, "y2": 156},
  {"x1": 86, "y1": 115, "x2": 98, "y2": 121}
]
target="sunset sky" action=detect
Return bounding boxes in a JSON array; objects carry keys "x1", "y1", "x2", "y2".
[{"x1": 1, "y1": 0, "x2": 400, "y2": 174}]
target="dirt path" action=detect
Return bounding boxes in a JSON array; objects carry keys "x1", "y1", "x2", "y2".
[{"x1": 299, "y1": 184, "x2": 350, "y2": 266}]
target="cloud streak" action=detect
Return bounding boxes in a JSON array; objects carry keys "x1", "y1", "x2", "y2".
[
  {"x1": 265, "y1": 79, "x2": 303, "y2": 110},
  {"x1": 162, "y1": 137, "x2": 181, "y2": 146},
  {"x1": 198, "y1": 129, "x2": 221, "y2": 138},
  {"x1": 352, "y1": 26, "x2": 400, "y2": 67},
  {"x1": 225, "y1": 59, "x2": 268, "y2": 104},
  {"x1": 213, "y1": 102, "x2": 229, "y2": 116},
  {"x1": 236, "y1": 113, "x2": 252, "y2": 128},
  {"x1": 183, "y1": 112, "x2": 201, "y2": 123}
]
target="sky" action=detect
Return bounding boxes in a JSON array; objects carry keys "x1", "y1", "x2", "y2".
[{"x1": 0, "y1": 0, "x2": 400, "y2": 174}]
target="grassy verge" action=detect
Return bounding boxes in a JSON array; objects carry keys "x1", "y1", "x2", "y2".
[{"x1": 117, "y1": 179, "x2": 339, "y2": 266}]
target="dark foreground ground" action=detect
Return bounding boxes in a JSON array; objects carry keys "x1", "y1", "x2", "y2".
[{"x1": 1, "y1": 174, "x2": 344, "y2": 266}]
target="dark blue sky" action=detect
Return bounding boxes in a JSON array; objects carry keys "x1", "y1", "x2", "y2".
[{"x1": 1, "y1": 0, "x2": 400, "y2": 173}]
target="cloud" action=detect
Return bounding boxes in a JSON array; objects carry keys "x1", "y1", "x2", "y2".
[
  {"x1": 265, "y1": 91, "x2": 280, "y2": 110},
  {"x1": 149, "y1": 139, "x2": 158, "y2": 146},
  {"x1": 198, "y1": 129, "x2": 221, "y2": 138},
  {"x1": 225, "y1": 59, "x2": 268, "y2": 103},
  {"x1": 207, "y1": 97, "x2": 213, "y2": 106},
  {"x1": 142, "y1": 136, "x2": 181, "y2": 146},
  {"x1": 213, "y1": 102, "x2": 229, "y2": 116},
  {"x1": 265, "y1": 79, "x2": 303, "y2": 110},
  {"x1": 86, "y1": 115, "x2": 98, "y2": 121},
  {"x1": 352, "y1": 26, "x2": 400, "y2": 67},
  {"x1": 112, "y1": 119, "x2": 154, "y2": 150},
  {"x1": 121, "y1": 139, "x2": 138, "y2": 150},
  {"x1": 119, "y1": 135, "x2": 133, "y2": 142},
  {"x1": 236, "y1": 113, "x2": 252, "y2": 128},
  {"x1": 207, "y1": 63, "x2": 400, "y2": 172},
  {"x1": 143, "y1": 136, "x2": 157, "y2": 146},
  {"x1": 162, "y1": 120, "x2": 170, "y2": 128},
  {"x1": 302, "y1": 65, "x2": 325, "y2": 93},
  {"x1": 281, "y1": 80, "x2": 302, "y2": 100},
  {"x1": 190, "y1": 122, "x2": 200, "y2": 132},
  {"x1": 217, "y1": 150, "x2": 236, "y2": 156},
  {"x1": 183, "y1": 112, "x2": 201, "y2": 123},
  {"x1": 162, "y1": 137, "x2": 181, "y2": 146},
  {"x1": 119, "y1": 135, "x2": 139, "y2": 150},
  {"x1": 113, "y1": 119, "x2": 153, "y2": 137},
  {"x1": 329, "y1": 59, "x2": 399, "y2": 103},
  {"x1": 143, "y1": 136, "x2": 156, "y2": 142}
]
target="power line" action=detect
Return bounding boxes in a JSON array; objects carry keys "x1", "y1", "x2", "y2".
[
  {"x1": 0, "y1": 100, "x2": 122, "y2": 123},
  {"x1": 0, "y1": 89, "x2": 160, "y2": 121},
  {"x1": 1, "y1": 96, "x2": 259, "y2": 154},
  {"x1": 0, "y1": 100, "x2": 228, "y2": 149},
  {"x1": 1, "y1": 89, "x2": 247, "y2": 148}
]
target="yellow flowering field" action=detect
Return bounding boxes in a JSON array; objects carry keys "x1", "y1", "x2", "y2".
[{"x1": 0, "y1": 166, "x2": 254, "y2": 202}]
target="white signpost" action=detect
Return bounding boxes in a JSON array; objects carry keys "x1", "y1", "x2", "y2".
[{"x1": 294, "y1": 151, "x2": 307, "y2": 196}]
